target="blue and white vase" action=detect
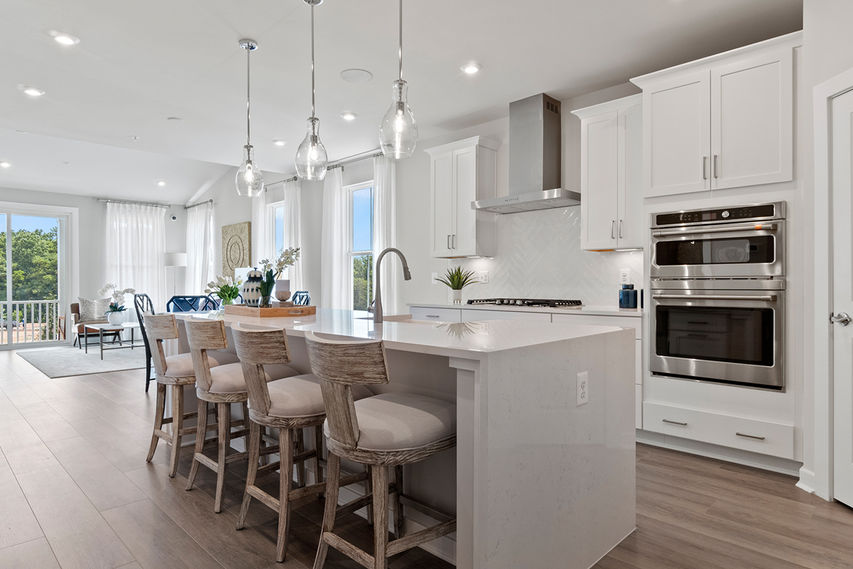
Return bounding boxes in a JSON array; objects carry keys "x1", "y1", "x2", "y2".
[{"x1": 242, "y1": 269, "x2": 263, "y2": 306}]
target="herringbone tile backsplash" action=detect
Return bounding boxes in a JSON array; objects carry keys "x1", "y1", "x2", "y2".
[{"x1": 455, "y1": 207, "x2": 645, "y2": 306}]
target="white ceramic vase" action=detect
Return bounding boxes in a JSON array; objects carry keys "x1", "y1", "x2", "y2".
[
  {"x1": 106, "y1": 311, "x2": 123, "y2": 325},
  {"x1": 275, "y1": 279, "x2": 291, "y2": 302},
  {"x1": 449, "y1": 289, "x2": 463, "y2": 305}
]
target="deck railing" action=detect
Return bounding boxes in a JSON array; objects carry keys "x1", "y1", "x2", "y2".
[{"x1": 0, "y1": 300, "x2": 63, "y2": 345}]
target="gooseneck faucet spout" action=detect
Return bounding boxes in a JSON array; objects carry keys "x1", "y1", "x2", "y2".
[{"x1": 373, "y1": 248, "x2": 412, "y2": 323}]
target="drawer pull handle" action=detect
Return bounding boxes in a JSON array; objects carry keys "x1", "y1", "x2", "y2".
[
  {"x1": 736, "y1": 432, "x2": 766, "y2": 441},
  {"x1": 662, "y1": 419, "x2": 687, "y2": 426},
  {"x1": 425, "y1": 314, "x2": 440, "y2": 319}
]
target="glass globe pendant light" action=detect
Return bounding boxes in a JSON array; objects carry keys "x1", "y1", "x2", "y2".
[
  {"x1": 379, "y1": 0, "x2": 417, "y2": 159},
  {"x1": 295, "y1": 0, "x2": 328, "y2": 181},
  {"x1": 236, "y1": 39, "x2": 264, "y2": 197}
]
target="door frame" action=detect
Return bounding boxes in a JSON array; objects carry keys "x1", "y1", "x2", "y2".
[
  {"x1": 809, "y1": 66, "x2": 853, "y2": 501},
  {"x1": 0, "y1": 200, "x2": 80, "y2": 348}
]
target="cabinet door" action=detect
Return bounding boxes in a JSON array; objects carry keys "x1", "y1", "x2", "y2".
[
  {"x1": 430, "y1": 152, "x2": 454, "y2": 256},
  {"x1": 643, "y1": 70, "x2": 711, "y2": 197},
  {"x1": 617, "y1": 102, "x2": 644, "y2": 249},
  {"x1": 710, "y1": 49, "x2": 793, "y2": 190},
  {"x1": 452, "y1": 147, "x2": 477, "y2": 256},
  {"x1": 461, "y1": 309, "x2": 551, "y2": 322},
  {"x1": 581, "y1": 112, "x2": 619, "y2": 250}
]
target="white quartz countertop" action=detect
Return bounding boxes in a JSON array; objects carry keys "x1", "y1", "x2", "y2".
[
  {"x1": 409, "y1": 302, "x2": 644, "y2": 318},
  {"x1": 178, "y1": 308, "x2": 625, "y2": 359}
]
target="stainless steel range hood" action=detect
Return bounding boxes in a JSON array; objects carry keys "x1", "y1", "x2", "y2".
[{"x1": 473, "y1": 93, "x2": 580, "y2": 214}]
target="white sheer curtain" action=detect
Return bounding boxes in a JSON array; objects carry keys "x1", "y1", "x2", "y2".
[
  {"x1": 373, "y1": 156, "x2": 399, "y2": 313},
  {"x1": 282, "y1": 179, "x2": 304, "y2": 292},
  {"x1": 321, "y1": 168, "x2": 352, "y2": 309},
  {"x1": 251, "y1": 187, "x2": 271, "y2": 266},
  {"x1": 104, "y1": 202, "x2": 166, "y2": 311},
  {"x1": 185, "y1": 201, "x2": 215, "y2": 293}
]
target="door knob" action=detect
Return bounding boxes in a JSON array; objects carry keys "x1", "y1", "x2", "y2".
[{"x1": 831, "y1": 312, "x2": 852, "y2": 326}]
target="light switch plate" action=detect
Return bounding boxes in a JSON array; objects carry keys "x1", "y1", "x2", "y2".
[
  {"x1": 431, "y1": 272, "x2": 440, "y2": 285},
  {"x1": 619, "y1": 268, "x2": 631, "y2": 285},
  {"x1": 577, "y1": 371, "x2": 589, "y2": 406},
  {"x1": 474, "y1": 270, "x2": 489, "y2": 284}
]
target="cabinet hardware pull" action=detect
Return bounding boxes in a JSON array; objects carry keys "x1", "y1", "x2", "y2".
[
  {"x1": 736, "y1": 432, "x2": 766, "y2": 441},
  {"x1": 425, "y1": 314, "x2": 440, "y2": 319},
  {"x1": 652, "y1": 222, "x2": 776, "y2": 237},
  {"x1": 611, "y1": 220, "x2": 616, "y2": 239},
  {"x1": 662, "y1": 419, "x2": 688, "y2": 426},
  {"x1": 618, "y1": 220, "x2": 623, "y2": 239},
  {"x1": 713, "y1": 155, "x2": 719, "y2": 179},
  {"x1": 652, "y1": 293, "x2": 777, "y2": 302},
  {"x1": 447, "y1": 235, "x2": 451, "y2": 250},
  {"x1": 452, "y1": 234, "x2": 456, "y2": 249},
  {"x1": 702, "y1": 156, "x2": 708, "y2": 180}
]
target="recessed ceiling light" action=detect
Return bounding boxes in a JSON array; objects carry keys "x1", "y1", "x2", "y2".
[
  {"x1": 461, "y1": 62, "x2": 481, "y2": 75},
  {"x1": 20, "y1": 85, "x2": 45, "y2": 98},
  {"x1": 340, "y1": 111, "x2": 357, "y2": 122},
  {"x1": 157, "y1": 180, "x2": 166, "y2": 187},
  {"x1": 0, "y1": 161, "x2": 11, "y2": 169},
  {"x1": 273, "y1": 139, "x2": 286, "y2": 147},
  {"x1": 340, "y1": 68, "x2": 373, "y2": 83},
  {"x1": 48, "y1": 30, "x2": 80, "y2": 46}
]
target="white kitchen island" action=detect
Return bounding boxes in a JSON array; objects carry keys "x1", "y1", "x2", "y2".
[{"x1": 178, "y1": 309, "x2": 636, "y2": 569}]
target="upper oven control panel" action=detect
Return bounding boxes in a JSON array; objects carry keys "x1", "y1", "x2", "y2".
[{"x1": 653, "y1": 202, "x2": 785, "y2": 227}]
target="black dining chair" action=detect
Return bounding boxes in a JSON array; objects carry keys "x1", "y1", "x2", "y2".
[
  {"x1": 134, "y1": 293, "x2": 156, "y2": 392},
  {"x1": 166, "y1": 295, "x2": 218, "y2": 313}
]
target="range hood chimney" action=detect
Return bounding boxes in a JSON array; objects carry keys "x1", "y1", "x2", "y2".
[{"x1": 473, "y1": 93, "x2": 580, "y2": 214}]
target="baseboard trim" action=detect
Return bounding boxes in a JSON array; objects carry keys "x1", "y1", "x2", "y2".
[
  {"x1": 796, "y1": 466, "x2": 815, "y2": 494},
  {"x1": 637, "y1": 429, "x2": 802, "y2": 477}
]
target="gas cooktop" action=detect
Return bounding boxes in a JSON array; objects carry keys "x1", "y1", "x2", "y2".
[{"x1": 466, "y1": 298, "x2": 583, "y2": 308}]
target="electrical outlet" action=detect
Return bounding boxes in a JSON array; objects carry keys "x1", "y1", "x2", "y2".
[
  {"x1": 576, "y1": 371, "x2": 589, "y2": 406},
  {"x1": 619, "y1": 268, "x2": 631, "y2": 285},
  {"x1": 474, "y1": 270, "x2": 489, "y2": 283},
  {"x1": 431, "y1": 272, "x2": 440, "y2": 285}
]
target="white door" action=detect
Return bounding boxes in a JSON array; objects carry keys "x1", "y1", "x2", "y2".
[
  {"x1": 711, "y1": 49, "x2": 793, "y2": 190},
  {"x1": 581, "y1": 112, "x2": 619, "y2": 250},
  {"x1": 453, "y1": 147, "x2": 477, "y2": 256},
  {"x1": 430, "y1": 152, "x2": 454, "y2": 257},
  {"x1": 618, "y1": 101, "x2": 644, "y2": 249},
  {"x1": 643, "y1": 70, "x2": 710, "y2": 197},
  {"x1": 832, "y1": 88, "x2": 853, "y2": 507}
]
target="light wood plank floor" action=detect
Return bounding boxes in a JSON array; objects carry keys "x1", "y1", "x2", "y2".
[{"x1": 1, "y1": 350, "x2": 852, "y2": 568}]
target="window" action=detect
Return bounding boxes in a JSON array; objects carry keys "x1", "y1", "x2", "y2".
[
  {"x1": 349, "y1": 182, "x2": 374, "y2": 311},
  {"x1": 272, "y1": 203, "x2": 285, "y2": 255}
]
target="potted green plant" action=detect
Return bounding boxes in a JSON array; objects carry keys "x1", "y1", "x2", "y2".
[
  {"x1": 98, "y1": 283, "x2": 136, "y2": 324},
  {"x1": 205, "y1": 275, "x2": 242, "y2": 306},
  {"x1": 436, "y1": 267, "x2": 479, "y2": 304},
  {"x1": 259, "y1": 247, "x2": 301, "y2": 303}
]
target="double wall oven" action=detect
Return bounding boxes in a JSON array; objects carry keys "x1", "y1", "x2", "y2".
[{"x1": 650, "y1": 203, "x2": 785, "y2": 390}]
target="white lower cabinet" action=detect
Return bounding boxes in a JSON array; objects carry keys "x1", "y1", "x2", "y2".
[
  {"x1": 410, "y1": 307, "x2": 462, "y2": 323},
  {"x1": 461, "y1": 309, "x2": 551, "y2": 322},
  {"x1": 643, "y1": 401, "x2": 794, "y2": 459}
]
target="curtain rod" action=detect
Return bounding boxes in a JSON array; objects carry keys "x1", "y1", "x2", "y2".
[
  {"x1": 266, "y1": 148, "x2": 384, "y2": 186},
  {"x1": 97, "y1": 198, "x2": 170, "y2": 209},
  {"x1": 184, "y1": 199, "x2": 213, "y2": 210}
]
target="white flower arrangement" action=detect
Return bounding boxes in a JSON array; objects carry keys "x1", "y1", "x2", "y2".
[
  {"x1": 204, "y1": 275, "x2": 243, "y2": 304},
  {"x1": 98, "y1": 283, "x2": 136, "y2": 312},
  {"x1": 259, "y1": 247, "x2": 301, "y2": 279}
]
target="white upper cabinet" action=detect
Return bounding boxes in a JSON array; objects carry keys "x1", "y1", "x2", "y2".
[
  {"x1": 573, "y1": 94, "x2": 643, "y2": 250},
  {"x1": 632, "y1": 32, "x2": 799, "y2": 198},
  {"x1": 426, "y1": 136, "x2": 497, "y2": 258}
]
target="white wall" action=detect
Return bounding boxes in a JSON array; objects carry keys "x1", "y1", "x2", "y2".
[{"x1": 396, "y1": 85, "x2": 645, "y2": 310}]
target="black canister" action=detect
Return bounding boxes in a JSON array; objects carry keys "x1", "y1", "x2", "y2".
[{"x1": 619, "y1": 284, "x2": 637, "y2": 309}]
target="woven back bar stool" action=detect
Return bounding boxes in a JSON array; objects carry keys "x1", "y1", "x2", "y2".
[
  {"x1": 304, "y1": 331, "x2": 457, "y2": 569},
  {"x1": 143, "y1": 313, "x2": 236, "y2": 477},
  {"x1": 232, "y1": 323, "x2": 372, "y2": 562}
]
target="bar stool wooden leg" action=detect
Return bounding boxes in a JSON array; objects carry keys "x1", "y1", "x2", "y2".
[
  {"x1": 393, "y1": 465, "x2": 404, "y2": 538},
  {"x1": 146, "y1": 382, "x2": 166, "y2": 462},
  {"x1": 314, "y1": 425, "x2": 324, "y2": 485},
  {"x1": 237, "y1": 420, "x2": 260, "y2": 530},
  {"x1": 276, "y1": 428, "x2": 294, "y2": 563},
  {"x1": 372, "y1": 465, "x2": 389, "y2": 569},
  {"x1": 295, "y1": 428, "x2": 306, "y2": 488},
  {"x1": 365, "y1": 464, "x2": 374, "y2": 525},
  {"x1": 186, "y1": 399, "x2": 208, "y2": 491},
  {"x1": 312, "y1": 452, "x2": 341, "y2": 569},
  {"x1": 214, "y1": 402, "x2": 231, "y2": 513},
  {"x1": 168, "y1": 385, "x2": 185, "y2": 478}
]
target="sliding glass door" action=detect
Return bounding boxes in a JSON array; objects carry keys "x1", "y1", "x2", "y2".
[{"x1": 1, "y1": 211, "x2": 64, "y2": 346}]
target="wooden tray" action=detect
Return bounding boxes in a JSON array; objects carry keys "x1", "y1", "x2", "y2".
[{"x1": 224, "y1": 304, "x2": 317, "y2": 318}]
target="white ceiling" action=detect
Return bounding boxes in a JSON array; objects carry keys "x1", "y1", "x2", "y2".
[{"x1": 0, "y1": 0, "x2": 802, "y2": 203}]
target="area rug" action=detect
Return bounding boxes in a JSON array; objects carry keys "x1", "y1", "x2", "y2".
[{"x1": 16, "y1": 345, "x2": 146, "y2": 378}]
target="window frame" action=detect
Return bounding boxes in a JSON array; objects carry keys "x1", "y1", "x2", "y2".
[{"x1": 346, "y1": 180, "x2": 375, "y2": 311}]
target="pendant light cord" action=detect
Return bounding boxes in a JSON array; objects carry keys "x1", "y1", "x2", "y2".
[
  {"x1": 398, "y1": 0, "x2": 403, "y2": 81},
  {"x1": 310, "y1": 4, "x2": 316, "y2": 119},
  {"x1": 246, "y1": 46, "x2": 252, "y2": 146}
]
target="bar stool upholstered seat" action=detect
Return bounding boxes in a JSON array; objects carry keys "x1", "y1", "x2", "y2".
[
  {"x1": 231, "y1": 323, "x2": 372, "y2": 563},
  {"x1": 304, "y1": 331, "x2": 457, "y2": 569},
  {"x1": 144, "y1": 313, "x2": 238, "y2": 477}
]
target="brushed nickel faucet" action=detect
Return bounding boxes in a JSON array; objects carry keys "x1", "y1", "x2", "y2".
[{"x1": 372, "y1": 248, "x2": 412, "y2": 323}]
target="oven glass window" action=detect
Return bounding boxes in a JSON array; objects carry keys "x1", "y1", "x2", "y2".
[
  {"x1": 655, "y1": 306, "x2": 774, "y2": 366},
  {"x1": 655, "y1": 236, "x2": 774, "y2": 265}
]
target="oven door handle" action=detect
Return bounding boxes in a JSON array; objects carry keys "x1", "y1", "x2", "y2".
[
  {"x1": 652, "y1": 222, "x2": 777, "y2": 237},
  {"x1": 652, "y1": 293, "x2": 778, "y2": 302}
]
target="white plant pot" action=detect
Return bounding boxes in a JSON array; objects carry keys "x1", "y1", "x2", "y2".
[
  {"x1": 275, "y1": 279, "x2": 291, "y2": 302},
  {"x1": 449, "y1": 289, "x2": 463, "y2": 305},
  {"x1": 106, "y1": 311, "x2": 123, "y2": 325}
]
